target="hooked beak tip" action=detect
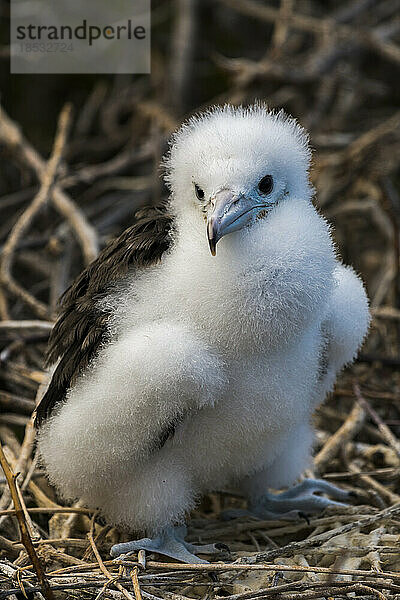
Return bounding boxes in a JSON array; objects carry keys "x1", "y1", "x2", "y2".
[
  {"x1": 207, "y1": 218, "x2": 218, "y2": 256},
  {"x1": 208, "y1": 239, "x2": 217, "y2": 256}
]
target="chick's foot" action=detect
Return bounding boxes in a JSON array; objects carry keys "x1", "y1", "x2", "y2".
[
  {"x1": 110, "y1": 525, "x2": 227, "y2": 564},
  {"x1": 223, "y1": 479, "x2": 353, "y2": 521}
]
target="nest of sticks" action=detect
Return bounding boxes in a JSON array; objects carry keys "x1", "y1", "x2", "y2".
[{"x1": 0, "y1": 0, "x2": 400, "y2": 598}]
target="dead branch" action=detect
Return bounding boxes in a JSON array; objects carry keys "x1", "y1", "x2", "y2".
[
  {"x1": 88, "y1": 518, "x2": 135, "y2": 600},
  {"x1": 314, "y1": 400, "x2": 366, "y2": 472},
  {"x1": 355, "y1": 384, "x2": 400, "y2": 459},
  {"x1": 0, "y1": 443, "x2": 54, "y2": 600},
  {"x1": 218, "y1": 0, "x2": 400, "y2": 65},
  {"x1": 0, "y1": 104, "x2": 72, "y2": 318},
  {"x1": 0, "y1": 104, "x2": 99, "y2": 266}
]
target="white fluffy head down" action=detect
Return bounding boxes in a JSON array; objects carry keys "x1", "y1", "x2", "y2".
[{"x1": 164, "y1": 104, "x2": 312, "y2": 222}]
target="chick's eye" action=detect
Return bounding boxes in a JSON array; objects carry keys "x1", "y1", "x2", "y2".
[
  {"x1": 258, "y1": 175, "x2": 273, "y2": 195},
  {"x1": 194, "y1": 184, "x2": 205, "y2": 200}
]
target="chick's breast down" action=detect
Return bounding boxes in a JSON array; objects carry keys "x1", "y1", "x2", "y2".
[{"x1": 37, "y1": 105, "x2": 369, "y2": 536}]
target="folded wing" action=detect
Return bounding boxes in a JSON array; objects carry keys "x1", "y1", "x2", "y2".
[{"x1": 35, "y1": 205, "x2": 173, "y2": 426}]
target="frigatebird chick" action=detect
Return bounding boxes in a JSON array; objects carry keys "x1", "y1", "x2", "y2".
[{"x1": 36, "y1": 104, "x2": 370, "y2": 563}]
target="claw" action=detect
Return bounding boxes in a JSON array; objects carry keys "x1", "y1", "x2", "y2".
[{"x1": 298, "y1": 511, "x2": 311, "y2": 525}]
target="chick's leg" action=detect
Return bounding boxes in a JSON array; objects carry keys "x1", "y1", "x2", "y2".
[
  {"x1": 111, "y1": 526, "x2": 226, "y2": 564},
  {"x1": 244, "y1": 478, "x2": 351, "y2": 520},
  {"x1": 106, "y1": 447, "x2": 228, "y2": 565},
  {"x1": 224, "y1": 478, "x2": 351, "y2": 521},
  {"x1": 225, "y1": 421, "x2": 352, "y2": 520}
]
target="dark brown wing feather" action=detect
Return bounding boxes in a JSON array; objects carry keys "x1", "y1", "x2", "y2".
[{"x1": 35, "y1": 204, "x2": 173, "y2": 427}]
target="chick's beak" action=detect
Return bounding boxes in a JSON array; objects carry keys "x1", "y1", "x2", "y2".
[{"x1": 207, "y1": 188, "x2": 257, "y2": 256}]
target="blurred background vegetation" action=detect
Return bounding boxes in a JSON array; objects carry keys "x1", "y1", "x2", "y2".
[
  {"x1": 0, "y1": 0, "x2": 399, "y2": 315},
  {"x1": 0, "y1": 1, "x2": 400, "y2": 597}
]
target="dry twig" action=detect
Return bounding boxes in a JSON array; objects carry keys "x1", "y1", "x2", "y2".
[{"x1": 0, "y1": 443, "x2": 54, "y2": 600}]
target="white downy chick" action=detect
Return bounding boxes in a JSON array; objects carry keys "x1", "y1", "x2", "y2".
[{"x1": 37, "y1": 104, "x2": 370, "y2": 563}]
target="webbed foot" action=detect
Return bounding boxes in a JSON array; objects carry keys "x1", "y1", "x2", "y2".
[
  {"x1": 110, "y1": 526, "x2": 227, "y2": 564},
  {"x1": 223, "y1": 479, "x2": 353, "y2": 521}
]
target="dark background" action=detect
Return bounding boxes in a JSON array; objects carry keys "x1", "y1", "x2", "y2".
[
  {"x1": 0, "y1": 0, "x2": 399, "y2": 310},
  {"x1": 0, "y1": 1, "x2": 400, "y2": 594}
]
